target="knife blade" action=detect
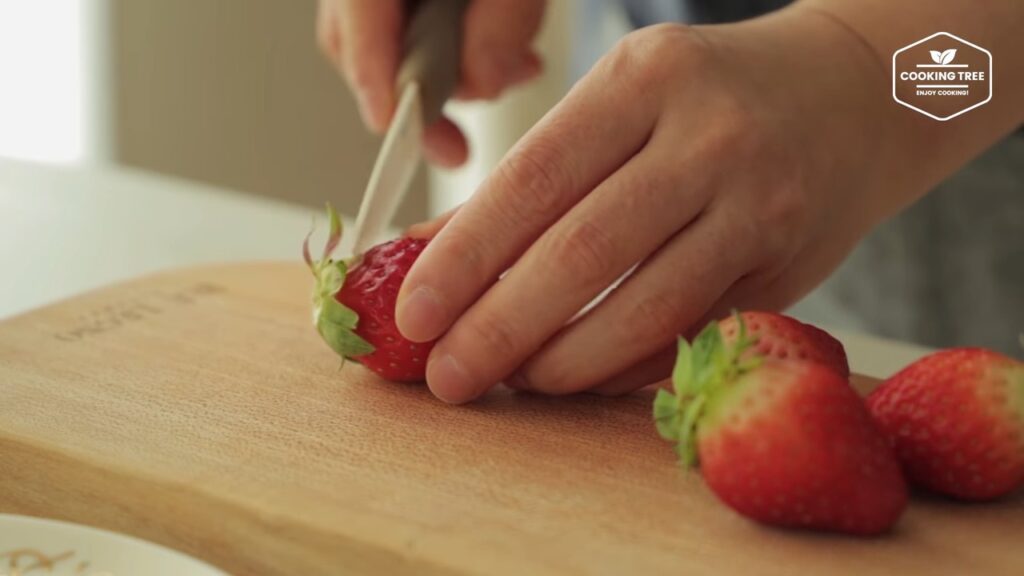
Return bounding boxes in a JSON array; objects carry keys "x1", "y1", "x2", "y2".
[
  {"x1": 349, "y1": 0, "x2": 468, "y2": 256},
  {"x1": 350, "y1": 82, "x2": 424, "y2": 256}
]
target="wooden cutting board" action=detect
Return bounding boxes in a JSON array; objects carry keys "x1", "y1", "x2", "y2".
[{"x1": 1, "y1": 263, "x2": 1020, "y2": 575}]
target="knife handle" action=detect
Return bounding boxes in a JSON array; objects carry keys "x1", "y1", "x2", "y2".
[{"x1": 396, "y1": 0, "x2": 469, "y2": 126}]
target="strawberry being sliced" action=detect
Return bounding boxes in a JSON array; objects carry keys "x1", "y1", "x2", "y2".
[
  {"x1": 867, "y1": 348, "x2": 1024, "y2": 501},
  {"x1": 717, "y1": 311, "x2": 849, "y2": 379},
  {"x1": 303, "y1": 203, "x2": 434, "y2": 382},
  {"x1": 655, "y1": 314, "x2": 906, "y2": 535}
]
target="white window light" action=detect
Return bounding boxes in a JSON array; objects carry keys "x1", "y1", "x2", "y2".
[{"x1": 0, "y1": 1, "x2": 85, "y2": 163}]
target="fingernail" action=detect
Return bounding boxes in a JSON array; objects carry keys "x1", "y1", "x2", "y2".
[
  {"x1": 427, "y1": 354, "x2": 474, "y2": 404},
  {"x1": 396, "y1": 285, "x2": 446, "y2": 342}
]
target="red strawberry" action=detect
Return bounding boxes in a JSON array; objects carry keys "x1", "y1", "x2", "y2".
[
  {"x1": 303, "y1": 204, "x2": 434, "y2": 381},
  {"x1": 655, "y1": 314, "x2": 906, "y2": 535},
  {"x1": 718, "y1": 311, "x2": 849, "y2": 379},
  {"x1": 867, "y1": 348, "x2": 1024, "y2": 501}
]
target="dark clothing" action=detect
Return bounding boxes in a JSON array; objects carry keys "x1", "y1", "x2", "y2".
[{"x1": 624, "y1": 0, "x2": 791, "y2": 26}]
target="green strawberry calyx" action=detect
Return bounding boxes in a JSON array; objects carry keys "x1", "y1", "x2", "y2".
[
  {"x1": 653, "y1": 312, "x2": 760, "y2": 467},
  {"x1": 302, "y1": 203, "x2": 375, "y2": 359}
]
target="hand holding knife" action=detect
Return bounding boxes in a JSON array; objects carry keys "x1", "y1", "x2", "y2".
[{"x1": 350, "y1": 0, "x2": 468, "y2": 256}]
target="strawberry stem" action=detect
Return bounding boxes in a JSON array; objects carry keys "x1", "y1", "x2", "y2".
[
  {"x1": 302, "y1": 219, "x2": 316, "y2": 274},
  {"x1": 323, "y1": 202, "x2": 343, "y2": 261}
]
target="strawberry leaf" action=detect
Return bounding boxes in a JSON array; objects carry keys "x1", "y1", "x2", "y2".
[
  {"x1": 654, "y1": 312, "x2": 761, "y2": 467},
  {"x1": 317, "y1": 314, "x2": 375, "y2": 357},
  {"x1": 304, "y1": 204, "x2": 376, "y2": 360},
  {"x1": 690, "y1": 322, "x2": 722, "y2": 395},
  {"x1": 677, "y1": 394, "x2": 707, "y2": 466},
  {"x1": 319, "y1": 296, "x2": 359, "y2": 329},
  {"x1": 317, "y1": 261, "x2": 347, "y2": 300},
  {"x1": 671, "y1": 336, "x2": 693, "y2": 395},
  {"x1": 323, "y1": 202, "x2": 343, "y2": 260},
  {"x1": 653, "y1": 388, "x2": 682, "y2": 441},
  {"x1": 302, "y1": 224, "x2": 316, "y2": 273}
]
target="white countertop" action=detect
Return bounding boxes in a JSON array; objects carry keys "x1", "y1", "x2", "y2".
[
  {"x1": 0, "y1": 158, "x2": 932, "y2": 379},
  {"x1": 1, "y1": 158, "x2": 337, "y2": 318}
]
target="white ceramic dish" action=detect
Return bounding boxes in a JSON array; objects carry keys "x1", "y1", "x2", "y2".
[{"x1": 0, "y1": 515, "x2": 226, "y2": 575}]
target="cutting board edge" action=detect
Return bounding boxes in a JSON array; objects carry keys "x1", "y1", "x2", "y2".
[
  {"x1": 0, "y1": 432, "x2": 466, "y2": 576},
  {"x1": 0, "y1": 260, "x2": 304, "y2": 326}
]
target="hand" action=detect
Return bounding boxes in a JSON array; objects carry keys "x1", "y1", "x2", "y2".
[
  {"x1": 395, "y1": 6, "x2": 898, "y2": 403},
  {"x1": 316, "y1": 0, "x2": 546, "y2": 167}
]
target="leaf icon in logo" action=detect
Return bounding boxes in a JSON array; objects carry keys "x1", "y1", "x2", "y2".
[
  {"x1": 940, "y1": 49, "x2": 957, "y2": 65},
  {"x1": 930, "y1": 50, "x2": 944, "y2": 64}
]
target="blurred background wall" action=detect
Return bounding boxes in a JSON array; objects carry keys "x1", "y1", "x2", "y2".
[{"x1": 111, "y1": 0, "x2": 426, "y2": 225}]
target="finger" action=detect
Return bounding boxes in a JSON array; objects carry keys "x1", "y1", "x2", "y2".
[
  {"x1": 396, "y1": 52, "x2": 662, "y2": 347},
  {"x1": 686, "y1": 220, "x2": 854, "y2": 333},
  {"x1": 588, "y1": 345, "x2": 677, "y2": 396},
  {"x1": 422, "y1": 115, "x2": 469, "y2": 167},
  {"x1": 455, "y1": 51, "x2": 543, "y2": 100},
  {"x1": 340, "y1": 0, "x2": 402, "y2": 132},
  {"x1": 425, "y1": 139, "x2": 711, "y2": 404},
  {"x1": 683, "y1": 274, "x2": 780, "y2": 339},
  {"x1": 316, "y1": 0, "x2": 343, "y2": 63},
  {"x1": 405, "y1": 204, "x2": 462, "y2": 240},
  {"x1": 515, "y1": 207, "x2": 755, "y2": 395},
  {"x1": 591, "y1": 258, "x2": 815, "y2": 398},
  {"x1": 460, "y1": 0, "x2": 546, "y2": 98}
]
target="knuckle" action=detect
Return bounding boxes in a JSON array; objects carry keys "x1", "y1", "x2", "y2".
[
  {"x1": 649, "y1": 24, "x2": 714, "y2": 71},
  {"x1": 605, "y1": 25, "x2": 710, "y2": 93},
  {"x1": 468, "y1": 53, "x2": 507, "y2": 98},
  {"x1": 601, "y1": 36, "x2": 640, "y2": 79},
  {"x1": 753, "y1": 177, "x2": 807, "y2": 256},
  {"x1": 462, "y1": 309, "x2": 524, "y2": 360},
  {"x1": 546, "y1": 219, "x2": 616, "y2": 288},
  {"x1": 734, "y1": 141, "x2": 807, "y2": 257},
  {"x1": 698, "y1": 98, "x2": 761, "y2": 161},
  {"x1": 692, "y1": 95, "x2": 809, "y2": 260},
  {"x1": 520, "y1": 357, "x2": 584, "y2": 396},
  {"x1": 434, "y1": 226, "x2": 491, "y2": 286},
  {"x1": 628, "y1": 292, "x2": 686, "y2": 343},
  {"x1": 760, "y1": 171, "x2": 806, "y2": 229},
  {"x1": 493, "y1": 141, "x2": 572, "y2": 222}
]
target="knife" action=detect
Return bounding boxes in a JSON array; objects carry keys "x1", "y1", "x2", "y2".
[{"x1": 350, "y1": 0, "x2": 468, "y2": 256}]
